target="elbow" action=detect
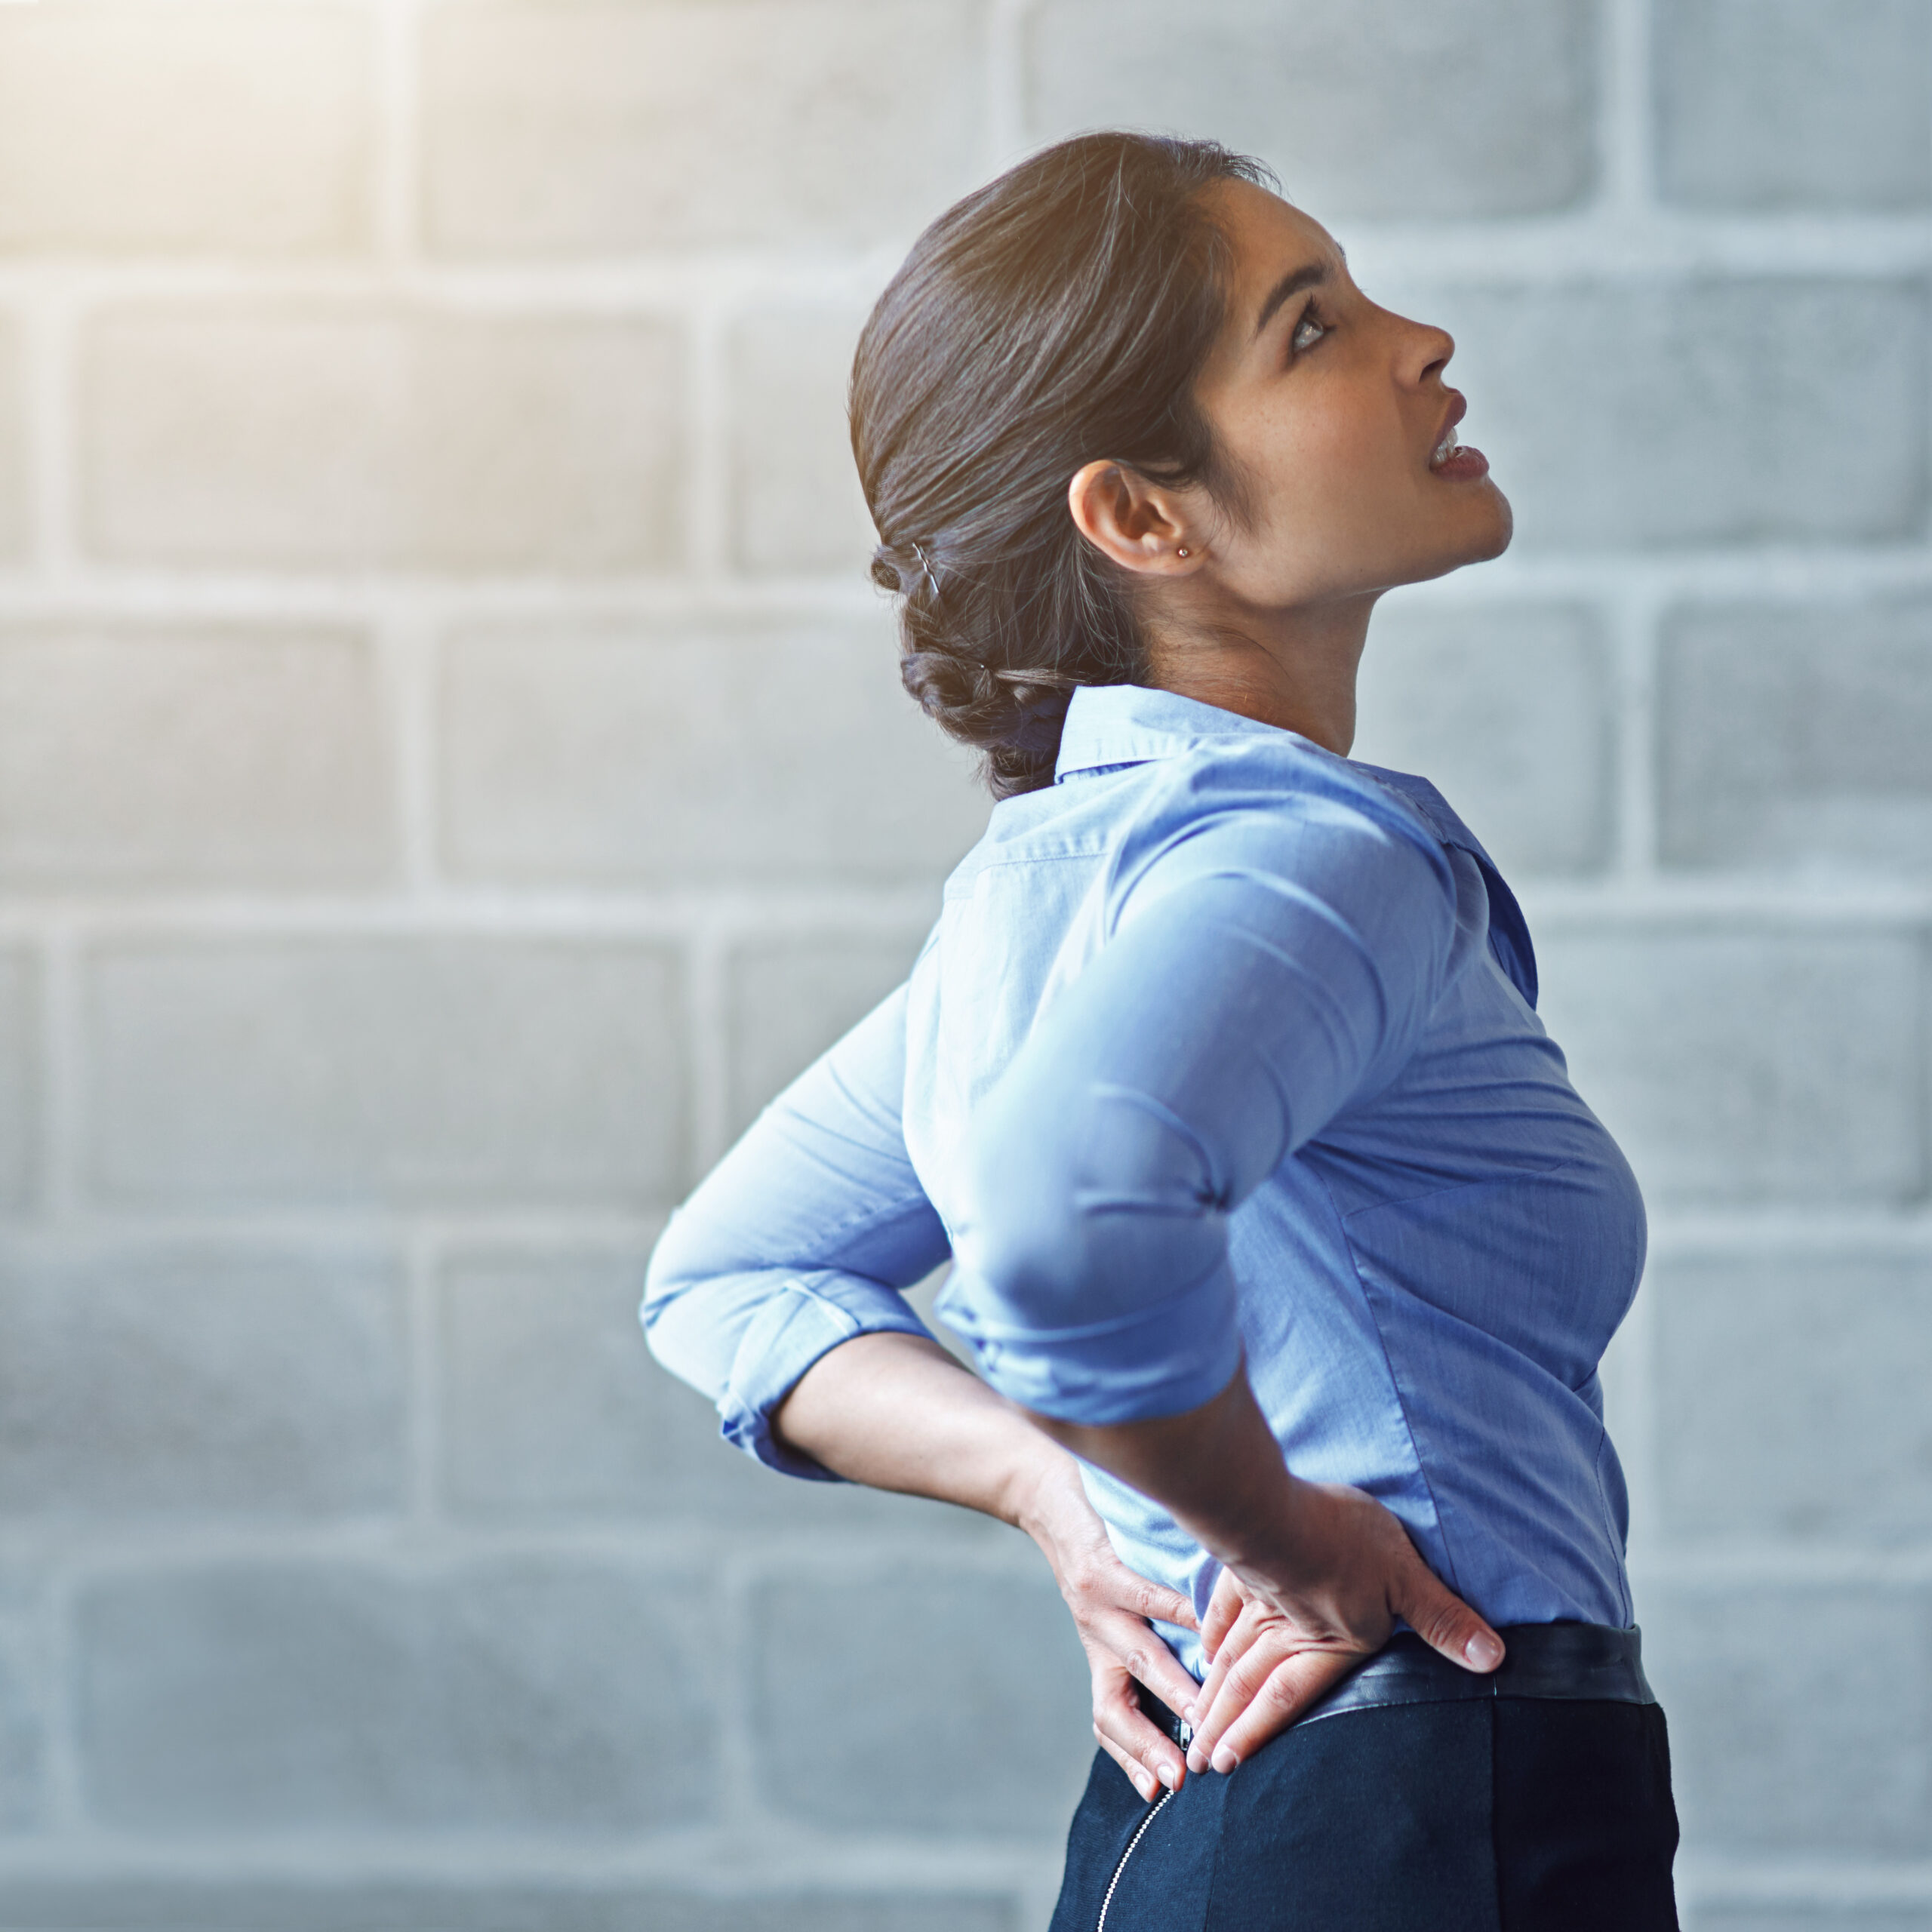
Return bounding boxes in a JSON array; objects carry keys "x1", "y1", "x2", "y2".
[
  {"x1": 638, "y1": 1208, "x2": 698, "y2": 1352},
  {"x1": 636, "y1": 1209, "x2": 737, "y2": 1400}
]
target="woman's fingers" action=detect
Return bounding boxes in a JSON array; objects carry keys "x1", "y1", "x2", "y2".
[
  {"x1": 1389, "y1": 1549, "x2": 1506, "y2": 1673},
  {"x1": 1088, "y1": 1606, "x2": 1203, "y2": 1721},
  {"x1": 1078, "y1": 1549, "x2": 1198, "y2": 1633},
  {"x1": 1182, "y1": 1598, "x2": 1272, "y2": 1763},
  {"x1": 1186, "y1": 1598, "x2": 1251, "y2": 1724},
  {"x1": 1047, "y1": 1536, "x2": 1201, "y2": 1795},
  {"x1": 1091, "y1": 1660, "x2": 1186, "y2": 1800},
  {"x1": 1198, "y1": 1567, "x2": 1245, "y2": 1663},
  {"x1": 1200, "y1": 1645, "x2": 1361, "y2": 1772},
  {"x1": 1186, "y1": 1621, "x2": 1293, "y2": 1773}
]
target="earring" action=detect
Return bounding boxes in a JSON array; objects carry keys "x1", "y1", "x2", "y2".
[{"x1": 1176, "y1": 546, "x2": 1190, "y2": 558}]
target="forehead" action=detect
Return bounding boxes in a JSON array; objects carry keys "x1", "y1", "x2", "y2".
[{"x1": 1201, "y1": 179, "x2": 1341, "y2": 321}]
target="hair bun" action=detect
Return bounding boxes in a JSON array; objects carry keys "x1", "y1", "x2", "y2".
[{"x1": 873, "y1": 538, "x2": 943, "y2": 604}]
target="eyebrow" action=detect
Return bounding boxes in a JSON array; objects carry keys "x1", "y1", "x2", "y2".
[{"x1": 1253, "y1": 257, "x2": 1337, "y2": 341}]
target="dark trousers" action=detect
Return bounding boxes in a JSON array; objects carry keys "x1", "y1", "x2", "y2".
[{"x1": 1049, "y1": 1696, "x2": 1681, "y2": 1932}]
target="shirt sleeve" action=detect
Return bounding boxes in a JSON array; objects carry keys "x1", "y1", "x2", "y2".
[
  {"x1": 938, "y1": 761, "x2": 1463, "y2": 1425},
  {"x1": 641, "y1": 981, "x2": 950, "y2": 1480}
]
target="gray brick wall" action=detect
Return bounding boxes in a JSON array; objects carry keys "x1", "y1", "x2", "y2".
[{"x1": 0, "y1": 3, "x2": 1925, "y2": 1928}]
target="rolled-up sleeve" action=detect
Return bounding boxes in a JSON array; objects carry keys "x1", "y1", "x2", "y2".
[
  {"x1": 641, "y1": 983, "x2": 949, "y2": 1478},
  {"x1": 940, "y1": 765, "x2": 1461, "y2": 1425}
]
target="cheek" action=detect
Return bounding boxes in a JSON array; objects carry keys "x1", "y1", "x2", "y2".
[{"x1": 1241, "y1": 388, "x2": 1411, "y2": 537}]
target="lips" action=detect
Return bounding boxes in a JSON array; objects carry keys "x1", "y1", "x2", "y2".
[
  {"x1": 1428, "y1": 392, "x2": 1468, "y2": 472},
  {"x1": 1427, "y1": 390, "x2": 1488, "y2": 481}
]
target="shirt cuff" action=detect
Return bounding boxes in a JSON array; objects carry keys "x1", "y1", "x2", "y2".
[
  {"x1": 719, "y1": 1272, "x2": 935, "y2": 1479},
  {"x1": 934, "y1": 1260, "x2": 1243, "y2": 1425}
]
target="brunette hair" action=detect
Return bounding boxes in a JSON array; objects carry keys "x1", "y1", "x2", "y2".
[{"x1": 851, "y1": 131, "x2": 1272, "y2": 798}]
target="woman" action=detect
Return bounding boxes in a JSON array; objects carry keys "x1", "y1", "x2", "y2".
[{"x1": 644, "y1": 132, "x2": 1679, "y2": 1929}]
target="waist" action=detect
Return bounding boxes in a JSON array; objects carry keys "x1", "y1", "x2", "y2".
[
  {"x1": 1146, "y1": 1622, "x2": 1655, "y2": 1746},
  {"x1": 1303, "y1": 1620, "x2": 1655, "y2": 1726}
]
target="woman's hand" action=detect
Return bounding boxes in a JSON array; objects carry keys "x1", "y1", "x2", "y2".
[
  {"x1": 1182, "y1": 1480, "x2": 1503, "y2": 1776},
  {"x1": 1017, "y1": 1453, "x2": 1201, "y2": 1804},
  {"x1": 1031, "y1": 1371, "x2": 1502, "y2": 1780}
]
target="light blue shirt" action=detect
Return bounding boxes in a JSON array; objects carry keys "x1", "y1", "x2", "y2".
[{"x1": 644, "y1": 685, "x2": 1644, "y2": 1674}]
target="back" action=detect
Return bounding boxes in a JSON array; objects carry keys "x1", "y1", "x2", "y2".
[{"x1": 905, "y1": 685, "x2": 1644, "y2": 1669}]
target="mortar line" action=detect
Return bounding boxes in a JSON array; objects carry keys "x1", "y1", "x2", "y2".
[
  {"x1": 986, "y1": 0, "x2": 1039, "y2": 172},
  {"x1": 1644, "y1": 1206, "x2": 1932, "y2": 1251},
  {"x1": 686, "y1": 301, "x2": 731, "y2": 584},
  {"x1": 0, "y1": 1516, "x2": 1034, "y2": 1577},
  {"x1": 1611, "y1": 1257, "x2": 1661, "y2": 1602},
  {"x1": 0, "y1": 1208, "x2": 667, "y2": 1250},
  {"x1": 0, "y1": 217, "x2": 1924, "y2": 312},
  {"x1": 1607, "y1": 577, "x2": 1665, "y2": 882},
  {"x1": 371, "y1": 0, "x2": 421, "y2": 270},
  {"x1": 32, "y1": 1200, "x2": 1918, "y2": 1256},
  {"x1": 404, "y1": 1220, "x2": 441, "y2": 1527},
  {"x1": 38, "y1": 1565, "x2": 83, "y2": 1836},
  {"x1": 0, "y1": 1830, "x2": 1060, "y2": 1890},
  {"x1": 7, "y1": 877, "x2": 1924, "y2": 940},
  {"x1": 1675, "y1": 1856, "x2": 1932, "y2": 1905},
  {"x1": 1917, "y1": 925, "x2": 1932, "y2": 1211},
  {"x1": 373, "y1": 602, "x2": 441, "y2": 894},
  {"x1": 37, "y1": 919, "x2": 82, "y2": 1228},
  {"x1": 1598, "y1": 0, "x2": 1656, "y2": 217},
  {"x1": 0, "y1": 253, "x2": 919, "y2": 312},
  {"x1": 1632, "y1": 1541, "x2": 1932, "y2": 1583},
  {"x1": 10, "y1": 928, "x2": 51, "y2": 1228},
  {"x1": 8, "y1": 538, "x2": 1932, "y2": 622},
  {"x1": 16, "y1": 285, "x2": 77, "y2": 585},
  {"x1": 684, "y1": 918, "x2": 733, "y2": 1180},
  {"x1": 1016, "y1": 1860, "x2": 1066, "y2": 1932},
  {"x1": 712, "y1": 1546, "x2": 765, "y2": 1835}
]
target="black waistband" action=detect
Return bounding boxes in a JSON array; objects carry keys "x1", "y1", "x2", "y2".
[{"x1": 1141, "y1": 1622, "x2": 1655, "y2": 1745}]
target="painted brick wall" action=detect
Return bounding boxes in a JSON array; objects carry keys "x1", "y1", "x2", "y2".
[{"x1": 0, "y1": 2, "x2": 1925, "y2": 1927}]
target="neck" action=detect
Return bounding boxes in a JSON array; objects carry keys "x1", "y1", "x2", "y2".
[{"x1": 1142, "y1": 593, "x2": 1377, "y2": 757}]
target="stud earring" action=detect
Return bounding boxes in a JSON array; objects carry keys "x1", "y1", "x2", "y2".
[{"x1": 1177, "y1": 546, "x2": 1190, "y2": 558}]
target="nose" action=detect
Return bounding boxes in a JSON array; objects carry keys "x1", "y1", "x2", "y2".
[{"x1": 1401, "y1": 314, "x2": 1455, "y2": 389}]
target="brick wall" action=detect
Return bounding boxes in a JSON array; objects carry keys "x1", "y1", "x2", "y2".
[{"x1": 0, "y1": 2, "x2": 1924, "y2": 1927}]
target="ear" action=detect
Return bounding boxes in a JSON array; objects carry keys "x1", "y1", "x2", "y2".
[{"x1": 1067, "y1": 462, "x2": 1203, "y2": 577}]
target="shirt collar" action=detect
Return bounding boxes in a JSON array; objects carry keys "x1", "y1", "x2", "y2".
[{"x1": 1054, "y1": 683, "x2": 1306, "y2": 780}]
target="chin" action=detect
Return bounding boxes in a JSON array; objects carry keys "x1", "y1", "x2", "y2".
[
  {"x1": 1437, "y1": 483, "x2": 1514, "y2": 574},
  {"x1": 1471, "y1": 482, "x2": 1514, "y2": 560},
  {"x1": 1392, "y1": 491, "x2": 1515, "y2": 590}
]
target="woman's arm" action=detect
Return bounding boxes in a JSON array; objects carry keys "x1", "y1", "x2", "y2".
[
  {"x1": 946, "y1": 777, "x2": 1506, "y2": 1768},
  {"x1": 643, "y1": 985, "x2": 944, "y2": 1478},
  {"x1": 773, "y1": 1331, "x2": 1202, "y2": 1798},
  {"x1": 642, "y1": 981, "x2": 1200, "y2": 1798}
]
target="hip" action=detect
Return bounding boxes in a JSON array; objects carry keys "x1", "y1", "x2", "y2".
[{"x1": 1050, "y1": 1623, "x2": 1680, "y2": 1932}]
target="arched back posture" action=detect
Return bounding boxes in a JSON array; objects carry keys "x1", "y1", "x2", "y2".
[{"x1": 645, "y1": 134, "x2": 1679, "y2": 1931}]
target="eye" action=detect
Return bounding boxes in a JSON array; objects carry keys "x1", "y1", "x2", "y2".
[{"x1": 1290, "y1": 306, "x2": 1330, "y2": 355}]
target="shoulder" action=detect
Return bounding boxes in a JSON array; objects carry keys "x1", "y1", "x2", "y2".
[{"x1": 1103, "y1": 735, "x2": 1457, "y2": 925}]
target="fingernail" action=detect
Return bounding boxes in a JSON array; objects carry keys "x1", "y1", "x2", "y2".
[
  {"x1": 1136, "y1": 1771, "x2": 1154, "y2": 1800},
  {"x1": 1156, "y1": 1761, "x2": 1176, "y2": 1789},
  {"x1": 1211, "y1": 1745, "x2": 1238, "y2": 1774},
  {"x1": 1182, "y1": 1704, "x2": 1197, "y2": 1726},
  {"x1": 1465, "y1": 1632, "x2": 1503, "y2": 1670},
  {"x1": 1186, "y1": 1747, "x2": 1205, "y2": 1776}
]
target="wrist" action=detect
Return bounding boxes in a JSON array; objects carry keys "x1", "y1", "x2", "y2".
[
  {"x1": 1006, "y1": 1441, "x2": 1088, "y2": 1552},
  {"x1": 1192, "y1": 1465, "x2": 1311, "y2": 1580}
]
